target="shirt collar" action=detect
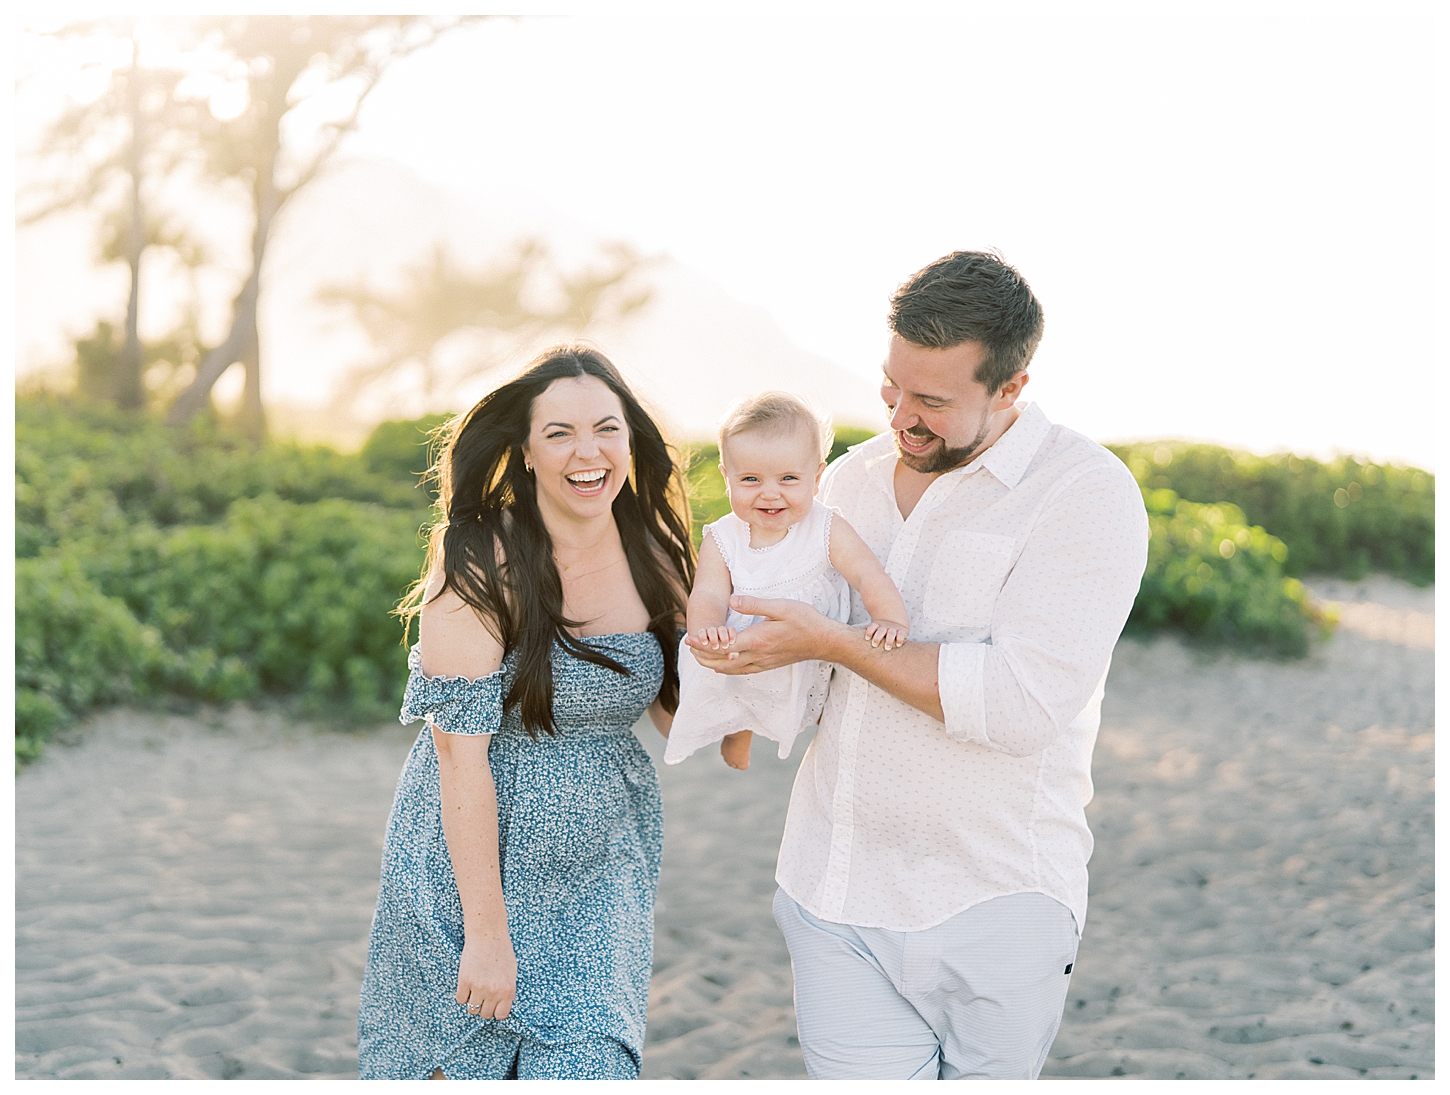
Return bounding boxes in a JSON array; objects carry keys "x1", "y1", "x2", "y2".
[
  {"x1": 862, "y1": 431, "x2": 901, "y2": 493},
  {"x1": 963, "y1": 401, "x2": 1052, "y2": 490}
]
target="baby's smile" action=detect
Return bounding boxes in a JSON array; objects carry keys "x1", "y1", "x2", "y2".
[{"x1": 719, "y1": 425, "x2": 824, "y2": 548}]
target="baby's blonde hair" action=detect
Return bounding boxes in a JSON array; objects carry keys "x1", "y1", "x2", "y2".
[{"x1": 719, "y1": 391, "x2": 835, "y2": 467}]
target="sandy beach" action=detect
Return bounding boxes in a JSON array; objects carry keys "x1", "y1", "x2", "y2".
[{"x1": 14, "y1": 576, "x2": 1433, "y2": 1080}]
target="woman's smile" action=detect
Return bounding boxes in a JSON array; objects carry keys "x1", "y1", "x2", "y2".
[{"x1": 565, "y1": 467, "x2": 610, "y2": 496}]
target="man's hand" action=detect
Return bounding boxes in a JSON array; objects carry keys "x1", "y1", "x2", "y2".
[
  {"x1": 690, "y1": 596, "x2": 947, "y2": 723},
  {"x1": 689, "y1": 595, "x2": 849, "y2": 674}
]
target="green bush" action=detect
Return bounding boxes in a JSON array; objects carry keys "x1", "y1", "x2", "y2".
[
  {"x1": 359, "y1": 413, "x2": 454, "y2": 490},
  {"x1": 828, "y1": 424, "x2": 881, "y2": 464},
  {"x1": 15, "y1": 396, "x2": 435, "y2": 762},
  {"x1": 15, "y1": 555, "x2": 171, "y2": 757},
  {"x1": 17, "y1": 396, "x2": 421, "y2": 557},
  {"x1": 1129, "y1": 490, "x2": 1331, "y2": 655},
  {"x1": 1109, "y1": 441, "x2": 1433, "y2": 583},
  {"x1": 16, "y1": 496, "x2": 429, "y2": 759},
  {"x1": 683, "y1": 442, "x2": 729, "y2": 541},
  {"x1": 87, "y1": 496, "x2": 428, "y2": 718}
]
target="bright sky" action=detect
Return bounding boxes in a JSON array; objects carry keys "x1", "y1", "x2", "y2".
[{"x1": 14, "y1": 5, "x2": 1444, "y2": 467}]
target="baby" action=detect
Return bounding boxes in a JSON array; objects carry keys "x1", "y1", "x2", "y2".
[{"x1": 663, "y1": 392, "x2": 909, "y2": 770}]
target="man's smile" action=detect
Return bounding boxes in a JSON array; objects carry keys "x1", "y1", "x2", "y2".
[{"x1": 896, "y1": 428, "x2": 939, "y2": 455}]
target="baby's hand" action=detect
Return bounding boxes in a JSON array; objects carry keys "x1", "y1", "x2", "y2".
[
  {"x1": 691, "y1": 625, "x2": 737, "y2": 651},
  {"x1": 721, "y1": 730, "x2": 753, "y2": 770},
  {"x1": 864, "y1": 620, "x2": 909, "y2": 651}
]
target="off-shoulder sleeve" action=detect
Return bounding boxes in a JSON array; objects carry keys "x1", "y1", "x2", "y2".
[{"x1": 398, "y1": 643, "x2": 505, "y2": 736}]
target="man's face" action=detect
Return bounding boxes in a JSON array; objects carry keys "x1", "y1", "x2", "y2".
[{"x1": 881, "y1": 336, "x2": 1013, "y2": 474}]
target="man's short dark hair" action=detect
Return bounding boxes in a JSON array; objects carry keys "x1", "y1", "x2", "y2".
[{"x1": 888, "y1": 251, "x2": 1045, "y2": 393}]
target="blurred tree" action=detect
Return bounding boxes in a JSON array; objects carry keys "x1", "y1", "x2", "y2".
[
  {"x1": 18, "y1": 25, "x2": 200, "y2": 409},
  {"x1": 74, "y1": 321, "x2": 122, "y2": 403},
  {"x1": 67, "y1": 307, "x2": 210, "y2": 414},
  {"x1": 163, "y1": 15, "x2": 480, "y2": 442},
  {"x1": 318, "y1": 239, "x2": 653, "y2": 406}
]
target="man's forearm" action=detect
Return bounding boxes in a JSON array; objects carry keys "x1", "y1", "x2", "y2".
[
  {"x1": 822, "y1": 621, "x2": 944, "y2": 722},
  {"x1": 691, "y1": 600, "x2": 947, "y2": 722}
]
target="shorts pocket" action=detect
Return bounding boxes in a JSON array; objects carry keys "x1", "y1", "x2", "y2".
[{"x1": 924, "y1": 531, "x2": 1017, "y2": 629}]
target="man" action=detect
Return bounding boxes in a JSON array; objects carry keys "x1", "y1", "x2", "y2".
[{"x1": 689, "y1": 251, "x2": 1149, "y2": 1079}]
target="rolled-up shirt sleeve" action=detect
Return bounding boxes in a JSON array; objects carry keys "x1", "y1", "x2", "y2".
[{"x1": 938, "y1": 460, "x2": 1149, "y2": 756}]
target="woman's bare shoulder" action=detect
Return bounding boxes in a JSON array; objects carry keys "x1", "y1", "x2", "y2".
[{"x1": 419, "y1": 568, "x2": 505, "y2": 680}]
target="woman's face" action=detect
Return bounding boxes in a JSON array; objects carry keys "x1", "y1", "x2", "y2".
[{"x1": 522, "y1": 375, "x2": 632, "y2": 525}]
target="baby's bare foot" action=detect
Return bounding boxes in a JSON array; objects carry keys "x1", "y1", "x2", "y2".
[{"x1": 721, "y1": 730, "x2": 753, "y2": 770}]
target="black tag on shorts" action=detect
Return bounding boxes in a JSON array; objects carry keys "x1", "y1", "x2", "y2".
[{"x1": 1064, "y1": 963, "x2": 1074, "y2": 975}]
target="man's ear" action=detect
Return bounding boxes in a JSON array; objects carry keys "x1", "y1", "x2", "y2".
[{"x1": 994, "y1": 370, "x2": 1029, "y2": 411}]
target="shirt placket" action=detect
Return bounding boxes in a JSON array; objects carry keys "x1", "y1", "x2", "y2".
[{"x1": 817, "y1": 470, "x2": 968, "y2": 919}]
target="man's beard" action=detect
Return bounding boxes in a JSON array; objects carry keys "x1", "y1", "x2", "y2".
[{"x1": 894, "y1": 412, "x2": 993, "y2": 474}]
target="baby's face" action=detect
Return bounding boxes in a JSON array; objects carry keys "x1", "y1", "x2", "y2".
[{"x1": 719, "y1": 425, "x2": 824, "y2": 535}]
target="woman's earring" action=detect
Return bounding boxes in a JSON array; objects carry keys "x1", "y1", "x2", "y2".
[{"x1": 524, "y1": 460, "x2": 533, "y2": 473}]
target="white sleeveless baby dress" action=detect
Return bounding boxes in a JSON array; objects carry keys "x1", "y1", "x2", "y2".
[{"x1": 664, "y1": 499, "x2": 852, "y2": 764}]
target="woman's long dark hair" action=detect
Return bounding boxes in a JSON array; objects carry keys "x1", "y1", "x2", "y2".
[{"x1": 399, "y1": 345, "x2": 695, "y2": 738}]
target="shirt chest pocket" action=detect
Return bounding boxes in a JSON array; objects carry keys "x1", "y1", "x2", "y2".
[{"x1": 923, "y1": 531, "x2": 1017, "y2": 630}]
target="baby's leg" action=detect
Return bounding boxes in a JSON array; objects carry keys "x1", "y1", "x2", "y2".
[{"x1": 721, "y1": 730, "x2": 753, "y2": 770}]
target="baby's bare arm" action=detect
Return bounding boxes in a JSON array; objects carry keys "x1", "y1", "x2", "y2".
[
  {"x1": 687, "y1": 533, "x2": 734, "y2": 631},
  {"x1": 827, "y1": 514, "x2": 909, "y2": 628},
  {"x1": 688, "y1": 535, "x2": 755, "y2": 765}
]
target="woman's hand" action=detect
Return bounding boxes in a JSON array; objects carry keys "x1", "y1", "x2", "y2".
[{"x1": 456, "y1": 930, "x2": 518, "y2": 1020}]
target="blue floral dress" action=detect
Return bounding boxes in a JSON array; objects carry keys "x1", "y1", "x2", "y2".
[{"x1": 357, "y1": 633, "x2": 664, "y2": 1079}]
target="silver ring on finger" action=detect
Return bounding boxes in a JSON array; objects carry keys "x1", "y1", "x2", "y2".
[{"x1": 467, "y1": 1003, "x2": 481, "y2": 1013}]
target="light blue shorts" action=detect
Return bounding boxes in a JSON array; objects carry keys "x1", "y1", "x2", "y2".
[{"x1": 774, "y1": 889, "x2": 1079, "y2": 1080}]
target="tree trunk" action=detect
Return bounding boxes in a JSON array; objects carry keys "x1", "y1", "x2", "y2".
[
  {"x1": 238, "y1": 307, "x2": 265, "y2": 443},
  {"x1": 166, "y1": 161, "x2": 279, "y2": 433},
  {"x1": 116, "y1": 168, "x2": 146, "y2": 409},
  {"x1": 115, "y1": 60, "x2": 147, "y2": 410},
  {"x1": 165, "y1": 276, "x2": 259, "y2": 426}
]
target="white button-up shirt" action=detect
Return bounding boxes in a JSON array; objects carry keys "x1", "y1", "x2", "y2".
[{"x1": 776, "y1": 402, "x2": 1149, "y2": 932}]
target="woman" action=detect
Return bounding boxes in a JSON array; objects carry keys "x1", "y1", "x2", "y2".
[{"x1": 357, "y1": 346, "x2": 694, "y2": 1080}]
